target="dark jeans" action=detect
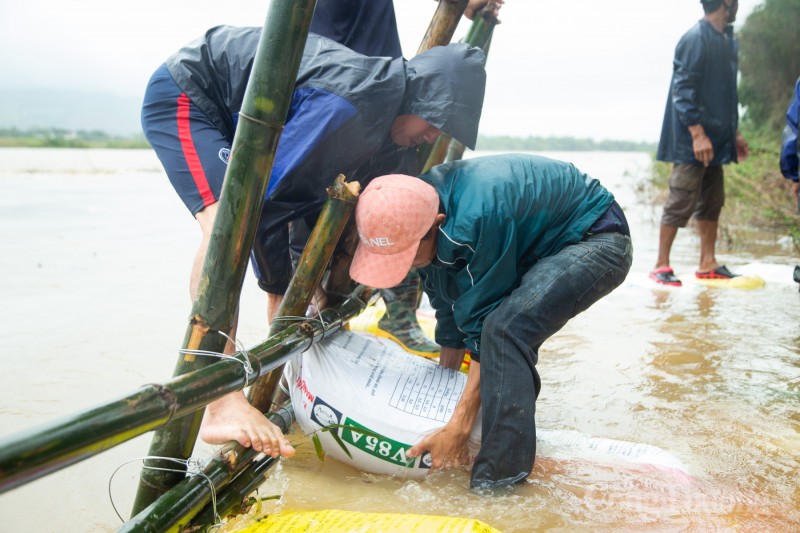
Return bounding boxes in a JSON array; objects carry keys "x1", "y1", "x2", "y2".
[{"x1": 470, "y1": 232, "x2": 633, "y2": 490}]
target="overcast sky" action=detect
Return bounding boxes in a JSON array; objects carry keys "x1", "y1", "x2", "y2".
[{"x1": 0, "y1": 0, "x2": 762, "y2": 142}]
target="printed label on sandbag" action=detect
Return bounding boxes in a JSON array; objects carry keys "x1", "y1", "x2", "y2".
[
  {"x1": 340, "y1": 418, "x2": 418, "y2": 469},
  {"x1": 308, "y1": 397, "x2": 342, "y2": 427}
]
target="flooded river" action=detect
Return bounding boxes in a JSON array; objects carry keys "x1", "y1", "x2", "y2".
[{"x1": 0, "y1": 148, "x2": 797, "y2": 532}]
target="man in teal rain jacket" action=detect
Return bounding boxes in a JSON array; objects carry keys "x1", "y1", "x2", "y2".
[{"x1": 349, "y1": 154, "x2": 633, "y2": 490}]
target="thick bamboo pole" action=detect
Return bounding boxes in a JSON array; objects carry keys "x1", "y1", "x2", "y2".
[
  {"x1": 184, "y1": 411, "x2": 292, "y2": 532},
  {"x1": 421, "y1": 2, "x2": 499, "y2": 172},
  {"x1": 322, "y1": 216, "x2": 365, "y2": 306},
  {"x1": 0, "y1": 297, "x2": 365, "y2": 495},
  {"x1": 118, "y1": 407, "x2": 293, "y2": 533},
  {"x1": 248, "y1": 176, "x2": 360, "y2": 412},
  {"x1": 416, "y1": 0, "x2": 469, "y2": 54},
  {"x1": 132, "y1": 0, "x2": 316, "y2": 513}
]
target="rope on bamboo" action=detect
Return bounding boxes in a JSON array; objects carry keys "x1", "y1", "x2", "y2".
[
  {"x1": 178, "y1": 330, "x2": 258, "y2": 386},
  {"x1": 108, "y1": 456, "x2": 223, "y2": 528}
]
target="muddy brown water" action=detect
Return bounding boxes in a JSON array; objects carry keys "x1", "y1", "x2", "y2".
[{"x1": 0, "y1": 148, "x2": 797, "y2": 532}]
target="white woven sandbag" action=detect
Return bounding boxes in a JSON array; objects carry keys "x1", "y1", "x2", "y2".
[{"x1": 285, "y1": 329, "x2": 481, "y2": 479}]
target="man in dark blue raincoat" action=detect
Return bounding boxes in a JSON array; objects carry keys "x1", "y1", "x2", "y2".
[
  {"x1": 141, "y1": 27, "x2": 486, "y2": 458},
  {"x1": 650, "y1": 0, "x2": 749, "y2": 287}
]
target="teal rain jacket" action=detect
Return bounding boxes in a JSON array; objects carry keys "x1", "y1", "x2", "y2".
[{"x1": 417, "y1": 154, "x2": 614, "y2": 359}]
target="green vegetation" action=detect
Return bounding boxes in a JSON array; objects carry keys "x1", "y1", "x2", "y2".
[
  {"x1": 738, "y1": 0, "x2": 800, "y2": 133},
  {"x1": 0, "y1": 127, "x2": 149, "y2": 149}
]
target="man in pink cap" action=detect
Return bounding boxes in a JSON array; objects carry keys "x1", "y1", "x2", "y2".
[{"x1": 350, "y1": 153, "x2": 633, "y2": 491}]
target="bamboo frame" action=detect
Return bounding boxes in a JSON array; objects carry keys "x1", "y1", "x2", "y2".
[
  {"x1": 247, "y1": 176, "x2": 360, "y2": 413},
  {"x1": 119, "y1": 407, "x2": 292, "y2": 533},
  {"x1": 132, "y1": 0, "x2": 317, "y2": 513},
  {"x1": 0, "y1": 296, "x2": 366, "y2": 495}
]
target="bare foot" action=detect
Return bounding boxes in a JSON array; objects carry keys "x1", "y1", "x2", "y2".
[{"x1": 199, "y1": 391, "x2": 295, "y2": 458}]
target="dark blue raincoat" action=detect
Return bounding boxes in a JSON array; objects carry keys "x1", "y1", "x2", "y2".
[
  {"x1": 656, "y1": 19, "x2": 740, "y2": 166},
  {"x1": 166, "y1": 27, "x2": 486, "y2": 293}
]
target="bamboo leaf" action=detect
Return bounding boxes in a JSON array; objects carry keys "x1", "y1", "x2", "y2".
[
  {"x1": 311, "y1": 434, "x2": 325, "y2": 461},
  {"x1": 321, "y1": 423, "x2": 384, "y2": 440},
  {"x1": 324, "y1": 428, "x2": 353, "y2": 459}
]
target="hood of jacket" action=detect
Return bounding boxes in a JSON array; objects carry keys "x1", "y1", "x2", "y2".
[{"x1": 402, "y1": 43, "x2": 486, "y2": 150}]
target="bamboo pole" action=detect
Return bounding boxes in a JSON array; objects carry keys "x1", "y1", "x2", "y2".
[
  {"x1": 118, "y1": 407, "x2": 293, "y2": 533},
  {"x1": 247, "y1": 176, "x2": 360, "y2": 413},
  {"x1": 322, "y1": 216, "x2": 366, "y2": 306},
  {"x1": 416, "y1": 0, "x2": 469, "y2": 54},
  {"x1": 421, "y1": 2, "x2": 499, "y2": 172},
  {"x1": 184, "y1": 412, "x2": 292, "y2": 532},
  {"x1": 0, "y1": 296, "x2": 366, "y2": 495},
  {"x1": 132, "y1": 0, "x2": 316, "y2": 513}
]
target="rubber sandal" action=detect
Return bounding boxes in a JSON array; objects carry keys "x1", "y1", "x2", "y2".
[
  {"x1": 695, "y1": 265, "x2": 740, "y2": 280},
  {"x1": 650, "y1": 266, "x2": 682, "y2": 286}
]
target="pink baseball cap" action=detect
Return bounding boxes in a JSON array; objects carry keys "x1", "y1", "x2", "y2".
[{"x1": 350, "y1": 174, "x2": 440, "y2": 288}]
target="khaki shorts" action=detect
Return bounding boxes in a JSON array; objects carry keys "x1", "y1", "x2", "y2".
[{"x1": 660, "y1": 163, "x2": 724, "y2": 227}]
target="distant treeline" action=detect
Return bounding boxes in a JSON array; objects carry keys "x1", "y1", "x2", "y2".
[
  {"x1": 0, "y1": 127, "x2": 149, "y2": 149},
  {"x1": 476, "y1": 134, "x2": 656, "y2": 152},
  {"x1": 0, "y1": 127, "x2": 656, "y2": 152}
]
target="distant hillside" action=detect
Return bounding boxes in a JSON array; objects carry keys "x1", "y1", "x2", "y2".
[{"x1": 0, "y1": 89, "x2": 142, "y2": 136}]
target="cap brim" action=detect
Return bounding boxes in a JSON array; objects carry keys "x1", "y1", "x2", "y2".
[{"x1": 349, "y1": 240, "x2": 420, "y2": 289}]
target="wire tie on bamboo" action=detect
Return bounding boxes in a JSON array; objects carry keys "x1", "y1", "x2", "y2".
[
  {"x1": 270, "y1": 287, "x2": 371, "y2": 349},
  {"x1": 179, "y1": 330, "x2": 257, "y2": 386},
  {"x1": 109, "y1": 456, "x2": 223, "y2": 528},
  {"x1": 270, "y1": 314, "x2": 328, "y2": 348}
]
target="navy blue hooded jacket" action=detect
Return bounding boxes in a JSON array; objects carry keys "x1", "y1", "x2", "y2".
[
  {"x1": 310, "y1": 0, "x2": 402, "y2": 58},
  {"x1": 166, "y1": 27, "x2": 486, "y2": 293},
  {"x1": 780, "y1": 77, "x2": 800, "y2": 183},
  {"x1": 656, "y1": 19, "x2": 739, "y2": 166}
]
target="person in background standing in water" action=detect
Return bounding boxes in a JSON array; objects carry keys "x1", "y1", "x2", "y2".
[{"x1": 650, "y1": 0, "x2": 749, "y2": 287}]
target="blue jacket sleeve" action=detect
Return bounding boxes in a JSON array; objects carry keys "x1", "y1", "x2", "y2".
[
  {"x1": 672, "y1": 32, "x2": 704, "y2": 128},
  {"x1": 250, "y1": 87, "x2": 358, "y2": 293},
  {"x1": 780, "y1": 78, "x2": 800, "y2": 182}
]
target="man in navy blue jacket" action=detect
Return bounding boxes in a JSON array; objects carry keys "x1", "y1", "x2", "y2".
[
  {"x1": 304, "y1": 0, "x2": 503, "y2": 359},
  {"x1": 141, "y1": 27, "x2": 485, "y2": 457},
  {"x1": 650, "y1": 0, "x2": 749, "y2": 287}
]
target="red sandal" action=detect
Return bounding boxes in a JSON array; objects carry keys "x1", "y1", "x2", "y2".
[
  {"x1": 695, "y1": 265, "x2": 740, "y2": 280},
  {"x1": 650, "y1": 266, "x2": 682, "y2": 286}
]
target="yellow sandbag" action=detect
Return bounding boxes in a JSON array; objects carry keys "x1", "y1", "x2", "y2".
[
  {"x1": 234, "y1": 509, "x2": 500, "y2": 533},
  {"x1": 693, "y1": 274, "x2": 766, "y2": 289}
]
